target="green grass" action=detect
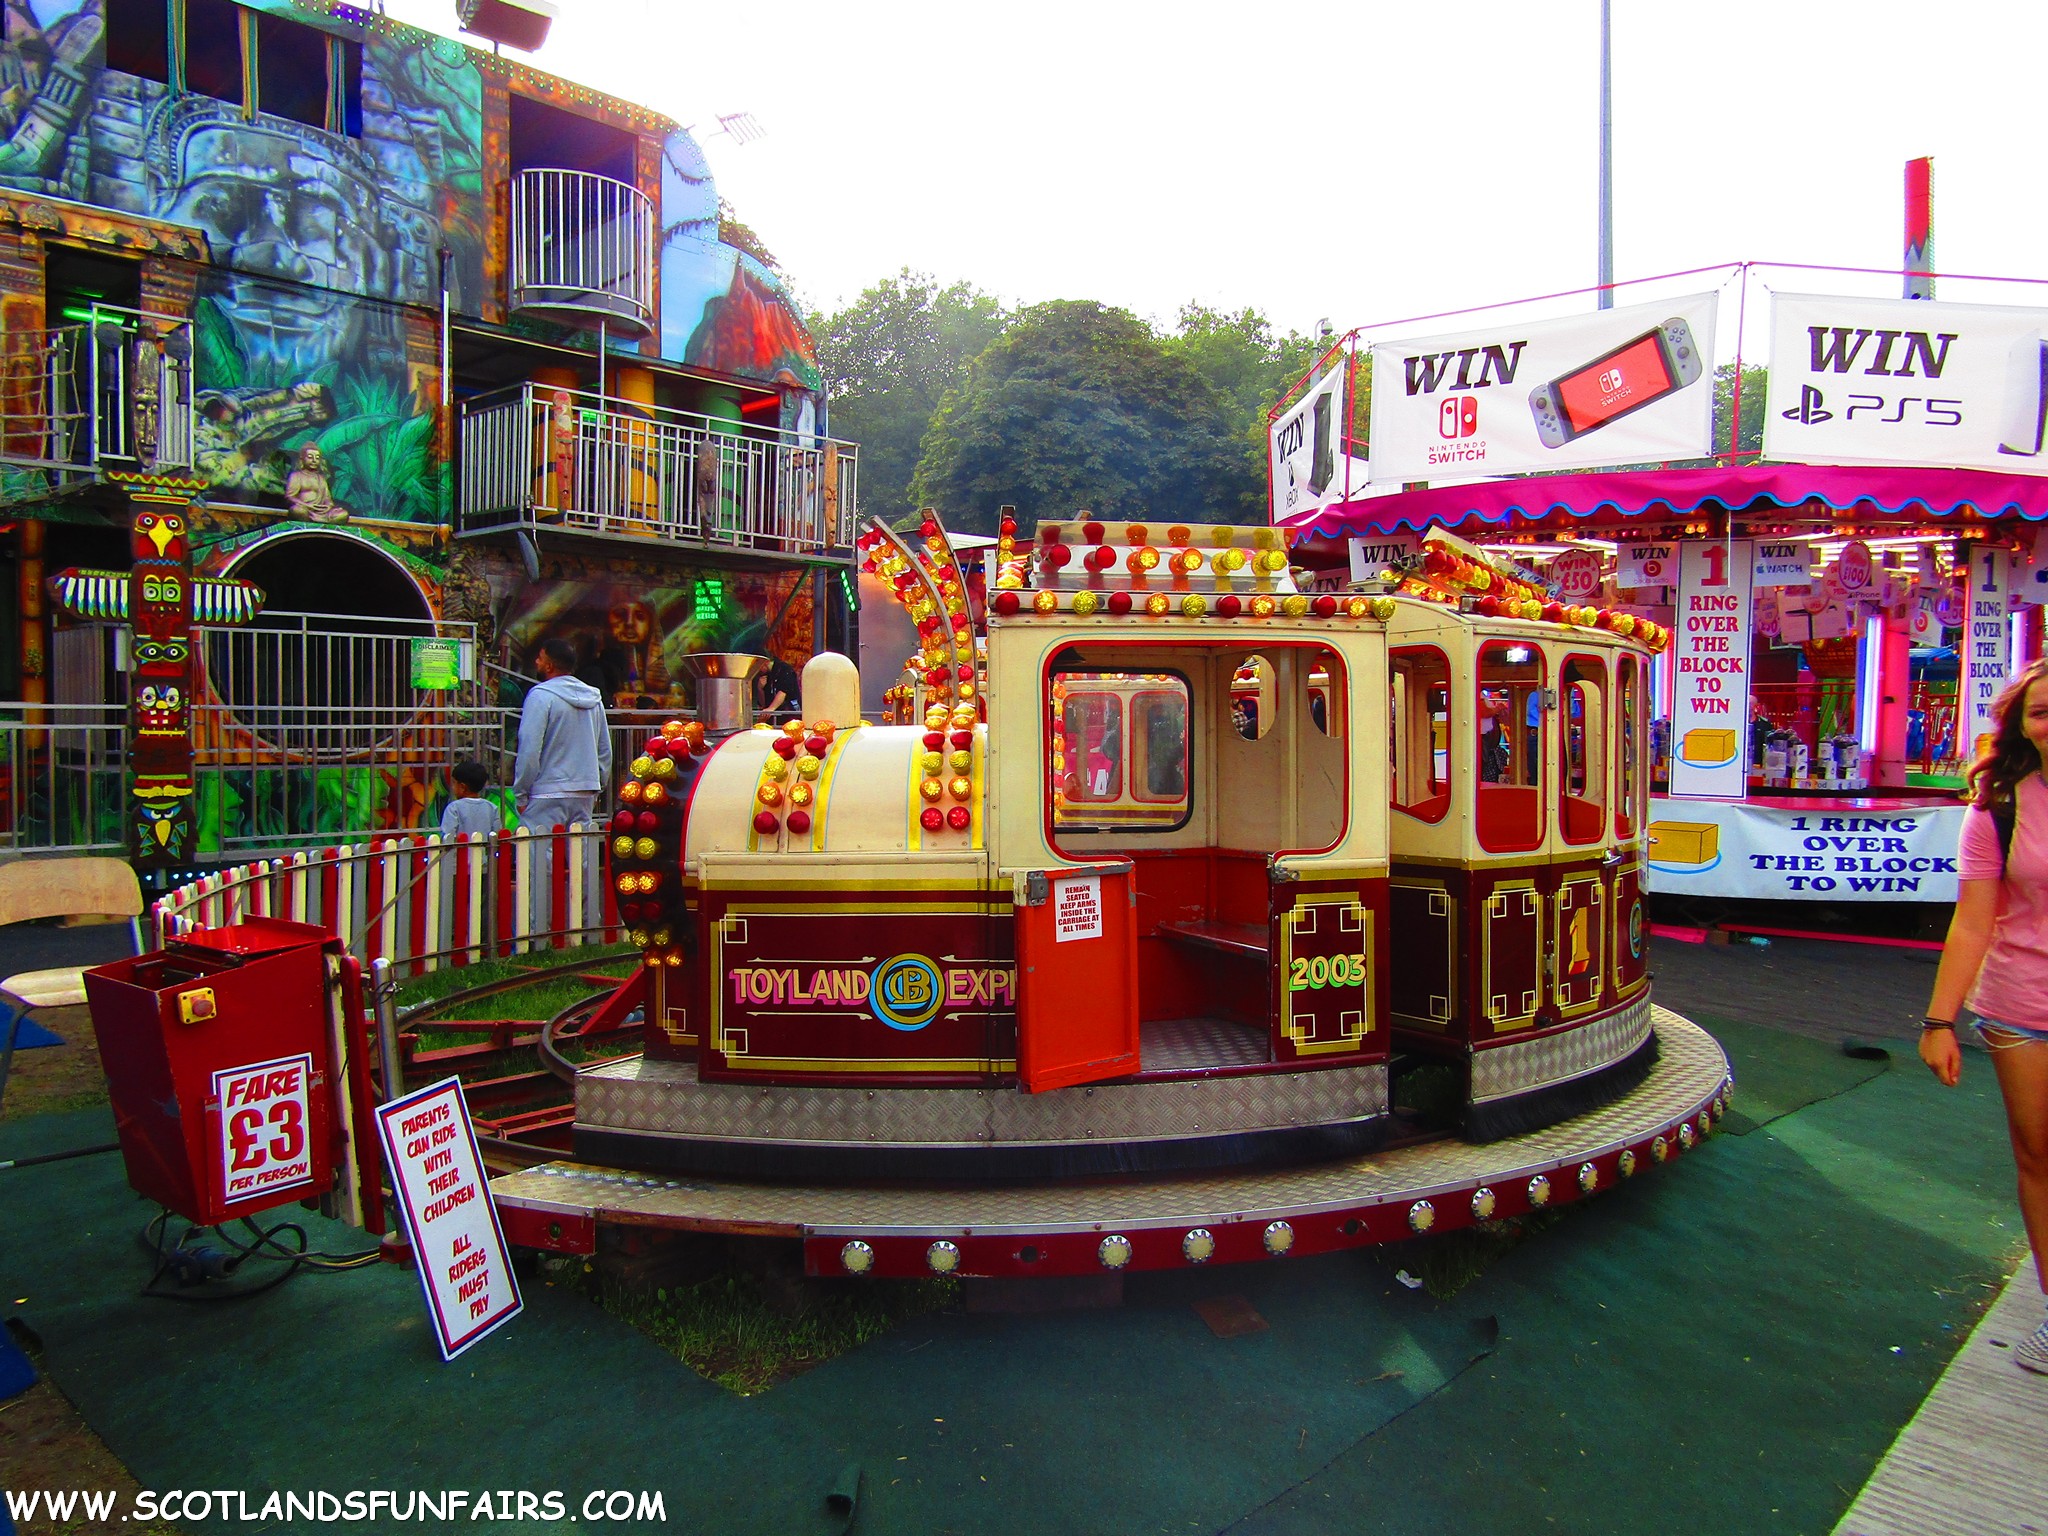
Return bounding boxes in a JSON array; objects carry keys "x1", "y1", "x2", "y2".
[
  {"x1": 553, "y1": 1258, "x2": 959, "y2": 1396},
  {"x1": 390, "y1": 945, "x2": 639, "y2": 1011}
]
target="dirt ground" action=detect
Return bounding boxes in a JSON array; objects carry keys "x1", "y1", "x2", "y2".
[
  {"x1": 2, "y1": 1006, "x2": 170, "y2": 1534},
  {"x1": 1, "y1": 1005, "x2": 109, "y2": 1122}
]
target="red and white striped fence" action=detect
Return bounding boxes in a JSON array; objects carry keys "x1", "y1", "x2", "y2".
[{"x1": 155, "y1": 825, "x2": 615, "y2": 977}]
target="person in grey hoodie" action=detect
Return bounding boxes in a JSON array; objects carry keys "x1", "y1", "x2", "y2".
[{"x1": 514, "y1": 637, "x2": 613, "y2": 830}]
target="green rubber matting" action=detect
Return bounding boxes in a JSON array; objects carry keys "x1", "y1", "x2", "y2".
[{"x1": 0, "y1": 1014, "x2": 2024, "y2": 1536}]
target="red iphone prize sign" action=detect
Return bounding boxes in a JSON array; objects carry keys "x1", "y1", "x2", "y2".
[
  {"x1": 215, "y1": 1054, "x2": 315, "y2": 1205},
  {"x1": 1669, "y1": 540, "x2": 1755, "y2": 800},
  {"x1": 376, "y1": 1078, "x2": 521, "y2": 1360}
]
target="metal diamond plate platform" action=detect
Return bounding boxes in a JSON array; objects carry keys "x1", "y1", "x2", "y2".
[
  {"x1": 577, "y1": 1033, "x2": 1385, "y2": 1149},
  {"x1": 1471, "y1": 994, "x2": 1654, "y2": 1103},
  {"x1": 497, "y1": 1006, "x2": 1730, "y2": 1278}
]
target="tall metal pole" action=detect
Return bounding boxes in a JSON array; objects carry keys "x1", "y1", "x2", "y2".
[{"x1": 1598, "y1": 0, "x2": 1614, "y2": 309}]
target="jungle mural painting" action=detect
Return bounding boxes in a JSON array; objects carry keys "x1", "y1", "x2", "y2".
[{"x1": 3, "y1": 0, "x2": 481, "y2": 520}]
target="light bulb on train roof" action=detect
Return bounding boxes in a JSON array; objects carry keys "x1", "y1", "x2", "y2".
[
  {"x1": 637, "y1": 872, "x2": 659, "y2": 892},
  {"x1": 787, "y1": 809, "x2": 812, "y2": 835},
  {"x1": 1181, "y1": 594, "x2": 1208, "y2": 617},
  {"x1": 948, "y1": 775, "x2": 972, "y2": 800},
  {"x1": 947, "y1": 805, "x2": 971, "y2": 831},
  {"x1": 1071, "y1": 590, "x2": 1101, "y2": 616},
  {"x1": 752, "y1": 809, "x2": 779, "y2": 835},
  {"x1": 1370, "y1": 596, "x2": 1398, "y2": 620},
  {"x1": 949, "y1": 705, "x2": 976, "y2": 728},
  {"x1": 955, "y1": 681, "x2": 974, "y2": 700},
  {"x1": 642, "y1": 781, "x2": 667, "y2": 805},
  {"x1": 921, "y1": 750, "x2": 943, "y2": 773},
  {"x1": 630, "y1": 754, "x2": 654, "y2": 779},
  {"x1": 1256, "y1": 549, "x2": 1289, "y2": 574},
  {"x1": 615, "y1": 873, "x2": 635, "y2": 894},
  {"x1": 1343, "y1": 596, "x2": 1370, "y2": 618},
  {"x1": 995, "y1": 570, "x2": 1024, "y2": 590},
  {"x1": 949, "y1": 748, "x2": 972, "y2": 771},
  {"x1": 1217, "y1": 594, "x2": 1242, "y2": 617},
  {"x1": 1127, "y1": 545, "x2": 1160, "y2": 573},
  {"x1": 629, "y1": 927, "x2": 649, "y2": 946},
  {"x1": 1033, "y1": 590, "x2": 1059, "y2": 615},
  {"x1": 1282, "y1": 594, "x2": 1309, "y2": 617},
  {"x1": 660, "y1": 719, "x2": 685, "y2": 739},
  {"x1": 1167, "y1": 524, "x2": 1192, "y2": 545},
  {"x1": 613, "y1": 835, "x2": 636, "y2": 858},
  {"x1": 1212, "y1": 548, "x2": 1248, "y2": 574},
  {"x1": 920, "y1": 777, "x2": 945, "y2": 801},
  {"x1": 921, "y1": 806, "x2": 945, "y2": 831},
  {"x1": 1249, "y1": 594, "x2": 1277, "y2": 618},
  {"x1": 763, "y1": 755, "x2": 790, "y2": 783},
  {"x1": 992, "y1": 590, "x2": 1021, "y2": 615},
  {"x1": 788, "y1": 780, "x2": 814, "y2": 807},
  {"x1": 1174, "y1": 549, "x2": 1204, "y2": 574},
  {"x1": 756, "y1": 783, "x2": 784, "y2": 810},
  {"x1": 619, "y1": 781, "x2": 643, "y2": 803},
  {"x1": 634, "y1": 835, "x2": 659, "y2": 858},
  {"x1": 1107, "y1": 590, "x2": 1133, "y2": 615},
  {"x1": 652, "y1": 757, "x2": 676, "y2": 779},
  {"x1": 1142, "y1": 592, "x2": 1169, "y2": 616}
]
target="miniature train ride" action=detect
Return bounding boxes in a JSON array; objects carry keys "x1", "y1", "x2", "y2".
[{"x1": 483, "y1": 514, "x2": 1730, "y2": 1276}]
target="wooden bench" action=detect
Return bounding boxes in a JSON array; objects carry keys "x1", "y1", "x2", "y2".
[{"x1": 1156, "y1": 919, "x2": 1269, "y2": 958}]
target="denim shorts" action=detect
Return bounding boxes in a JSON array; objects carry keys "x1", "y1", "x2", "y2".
[{"x1": 1972, "y1": 1013, "x2": 2048, "y2": 1048}]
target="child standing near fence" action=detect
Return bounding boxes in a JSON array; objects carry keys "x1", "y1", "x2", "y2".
[{"x1": 441, "y1": 760, "x2": 501, "y2": 839}]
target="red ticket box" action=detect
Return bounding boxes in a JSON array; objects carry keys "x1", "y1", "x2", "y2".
[{"x1": 84, "y1": 918, "x2": 351, "y2": 1227}]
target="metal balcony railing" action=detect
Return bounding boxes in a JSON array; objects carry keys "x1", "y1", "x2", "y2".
[
  {"x1": 458, "y1": 383, "x2": 859, "y2": 555},
  {"x1": 508, "y1": 168, "x2": 656, "y2": 333},
  {"x1": 0, "y1": 303, "x2": 196, "y2": 496}
]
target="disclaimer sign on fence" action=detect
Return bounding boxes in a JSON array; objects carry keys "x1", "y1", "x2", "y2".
[{"x1": 375, "y1": 1077, "x2": 521, "y2": 1360}]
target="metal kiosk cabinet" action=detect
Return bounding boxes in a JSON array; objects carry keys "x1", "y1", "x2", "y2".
[{"x1": 84, "y1": 917, "x2": 364, "y2": 1227}]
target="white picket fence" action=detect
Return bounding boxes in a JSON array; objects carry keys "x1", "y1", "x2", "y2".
[{"x1": 154, "y1": 825, "x2": 614, "y2": 977}]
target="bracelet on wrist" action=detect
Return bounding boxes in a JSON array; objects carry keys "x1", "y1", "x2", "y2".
[{"x1": 1921, "y1": 1017, "x2": 1957, "y2": 1032}]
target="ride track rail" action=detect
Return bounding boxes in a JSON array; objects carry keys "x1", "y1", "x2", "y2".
[{"x1": 387, "y1": 953, "x2": 640, "y2": 1169}]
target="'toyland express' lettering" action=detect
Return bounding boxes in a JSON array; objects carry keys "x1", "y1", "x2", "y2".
[{"x1": 728, "y1": 964, "x2": 1015, "y2": 1009}]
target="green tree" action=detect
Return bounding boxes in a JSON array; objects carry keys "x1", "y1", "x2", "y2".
[
  {"x1": 1162, "y1": 303, "x2": 1331, "y2": 517},
  {"x1": 1713, "y1": 362, "x2": 1768, "y2": 458},
  {"x1": 910, "y1": 300, "x2": 1248, "y2": 535},
  {"x1": 816, "y1": 270, "x2": 1009, "y2": 527}
]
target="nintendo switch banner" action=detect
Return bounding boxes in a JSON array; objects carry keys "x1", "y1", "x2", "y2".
[
  {"x1": 1269, "y1": 357, "x2": 1368, "y2": 519},
  {"x1": 1646, "y1": 797, "x2": 1965, "y2": 903},
  {"x1": 1762, "y1": 292, "x2": 2048, "y2": 473},
  {"x1": 1366, "y1": 292, "x2": 1718, "y2": 482}
]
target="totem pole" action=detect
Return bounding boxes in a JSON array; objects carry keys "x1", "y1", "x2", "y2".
[{"x1": 47, "y1": 492, "x2": 266, "y2": 867}]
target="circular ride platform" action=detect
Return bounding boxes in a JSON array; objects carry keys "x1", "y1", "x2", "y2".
[{"x1": 489, "y1": 1008, "x2": 1729, "y2": 1279}]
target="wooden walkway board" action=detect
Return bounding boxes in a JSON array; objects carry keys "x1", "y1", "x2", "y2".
[{"x1": 1834, "y1": 1258, "x2": 2048, "y2": 1536}]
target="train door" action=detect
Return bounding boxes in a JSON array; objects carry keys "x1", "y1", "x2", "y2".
[
  {"x1": 1553, "y1": 652, "x2": 1609, "y2": 1016},
  {"x1": 1610, "y1": 651, "x2": 1650, "y2": 998},
  {"x1": 1015, "y1": 671, "x2": 1152, "y2": 1090},
  {"x1": 1387, "y1": 645, "x2": 1459, "y2": 1034},
  {"x1": 1472, "y1": 639, "x2": 1547, "y2": 1032}
]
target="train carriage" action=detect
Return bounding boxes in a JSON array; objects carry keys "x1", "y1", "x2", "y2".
[{"x1": 584, "y1": 514, "x2": 1673, "y2": 1183}]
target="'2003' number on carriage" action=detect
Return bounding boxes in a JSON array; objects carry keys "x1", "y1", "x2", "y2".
[{"x1": 1289, "y1": 953, "x2": 1367, "y2": 990}]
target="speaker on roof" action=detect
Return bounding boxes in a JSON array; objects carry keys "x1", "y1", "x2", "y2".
[{"x1": 454, "y1": 0, "x2": 557, "y2": 52}]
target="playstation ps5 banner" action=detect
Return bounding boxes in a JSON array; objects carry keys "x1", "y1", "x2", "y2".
[
  {"x1": 1366, "y1": 292, "x2": 1718, "y2": 482},
  {"x1": 1269, "y1": 358, "x2": 1364, "y2": 520},
  {"x1": 1762, "y1": 292, "x2": 2048, "y2": 473}
]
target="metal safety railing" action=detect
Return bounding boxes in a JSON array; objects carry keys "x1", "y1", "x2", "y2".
[
  {"x1": 0, "y1": 303, "x2": 194, "y2": 495},
  {"x1": 458, "y1": 382, "x2": 858, "y2": 554},
  {"x1": 155, "y1": 824, "x2": 615, "y2": 978},
  {"x1": 508, "y1": 168, "x2": 656, "y2": 332},
  {"x1": 0, "y1": 704, "x2": 130, "y2": 855}
]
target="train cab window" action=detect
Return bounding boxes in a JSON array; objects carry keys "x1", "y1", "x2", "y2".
[
  {"x1": 1476, "y1": 641, "x2": 1545, "y2": 853},
  {"x1": 1131, "y1": 689, "x2": 1190, "y2": 803},
  {"x1": 1230, "y1": 655, "x2": 1273, "y2": 740},
  {"x1": 1390, "y1": 647, "x2": 1451, "y2": 823},
  {"x1": 1050, "y1": 671, "x2": 1192, "y2": 833},
  {"x1": 1309, "y1": 648, "x2": 1341, "y2": 735},
  {"x1": 1616, "y1": 654, "x2": 1640, "y2": 838},
  {"x1": 1560, "y1": 655, "x2": 1607, "y2": 845}
]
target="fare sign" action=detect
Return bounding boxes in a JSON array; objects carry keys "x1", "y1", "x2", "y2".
[
  {"x1": 214, "y1": 1053, "x2": 315, "y2": 1208},
  {"x1": 375, "y1": 1078, "x2": 522, "y2": 1361},
  {"x1": 1669, "y1": 540, "x2": 1755, "y2": 800}
]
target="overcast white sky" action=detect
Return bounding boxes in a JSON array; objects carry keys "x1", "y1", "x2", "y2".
[{"x1": 386, "y1": 0, "x2": 2047, "y2": 352}]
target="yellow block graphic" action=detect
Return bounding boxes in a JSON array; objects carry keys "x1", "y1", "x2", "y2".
[
  {"x1": 1682, "y1": 727, "x2": 1737, "y2": 765},
  {"x1": 1648, "y1": 820, "x2": 1719, "y2": 866}
]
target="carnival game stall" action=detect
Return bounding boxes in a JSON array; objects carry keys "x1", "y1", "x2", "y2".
[{"x1": 1269, "y1": 273, "x2": 2048, "y2": 912}]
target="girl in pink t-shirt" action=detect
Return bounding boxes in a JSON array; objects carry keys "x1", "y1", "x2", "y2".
[{"x1": 1924, "y1": 658, "x2": 2048, "y2": 1375}]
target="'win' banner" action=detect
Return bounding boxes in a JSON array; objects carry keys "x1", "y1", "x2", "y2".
[
  {"x1": 1367, "y1": 293, "x2": 1718, "y2": 483},
  {"x1": 1763, "y1": 292, "x2": 2048, "y2": 474}
]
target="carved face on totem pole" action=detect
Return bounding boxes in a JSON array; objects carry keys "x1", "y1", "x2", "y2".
[{"x1": 129, "y1": 505, "x2": 196, "y2": 863}]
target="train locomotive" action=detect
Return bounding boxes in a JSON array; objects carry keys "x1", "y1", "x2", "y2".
[{"x1": 578, "y1": 512, "x2": 1678, "y2": 1193}]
